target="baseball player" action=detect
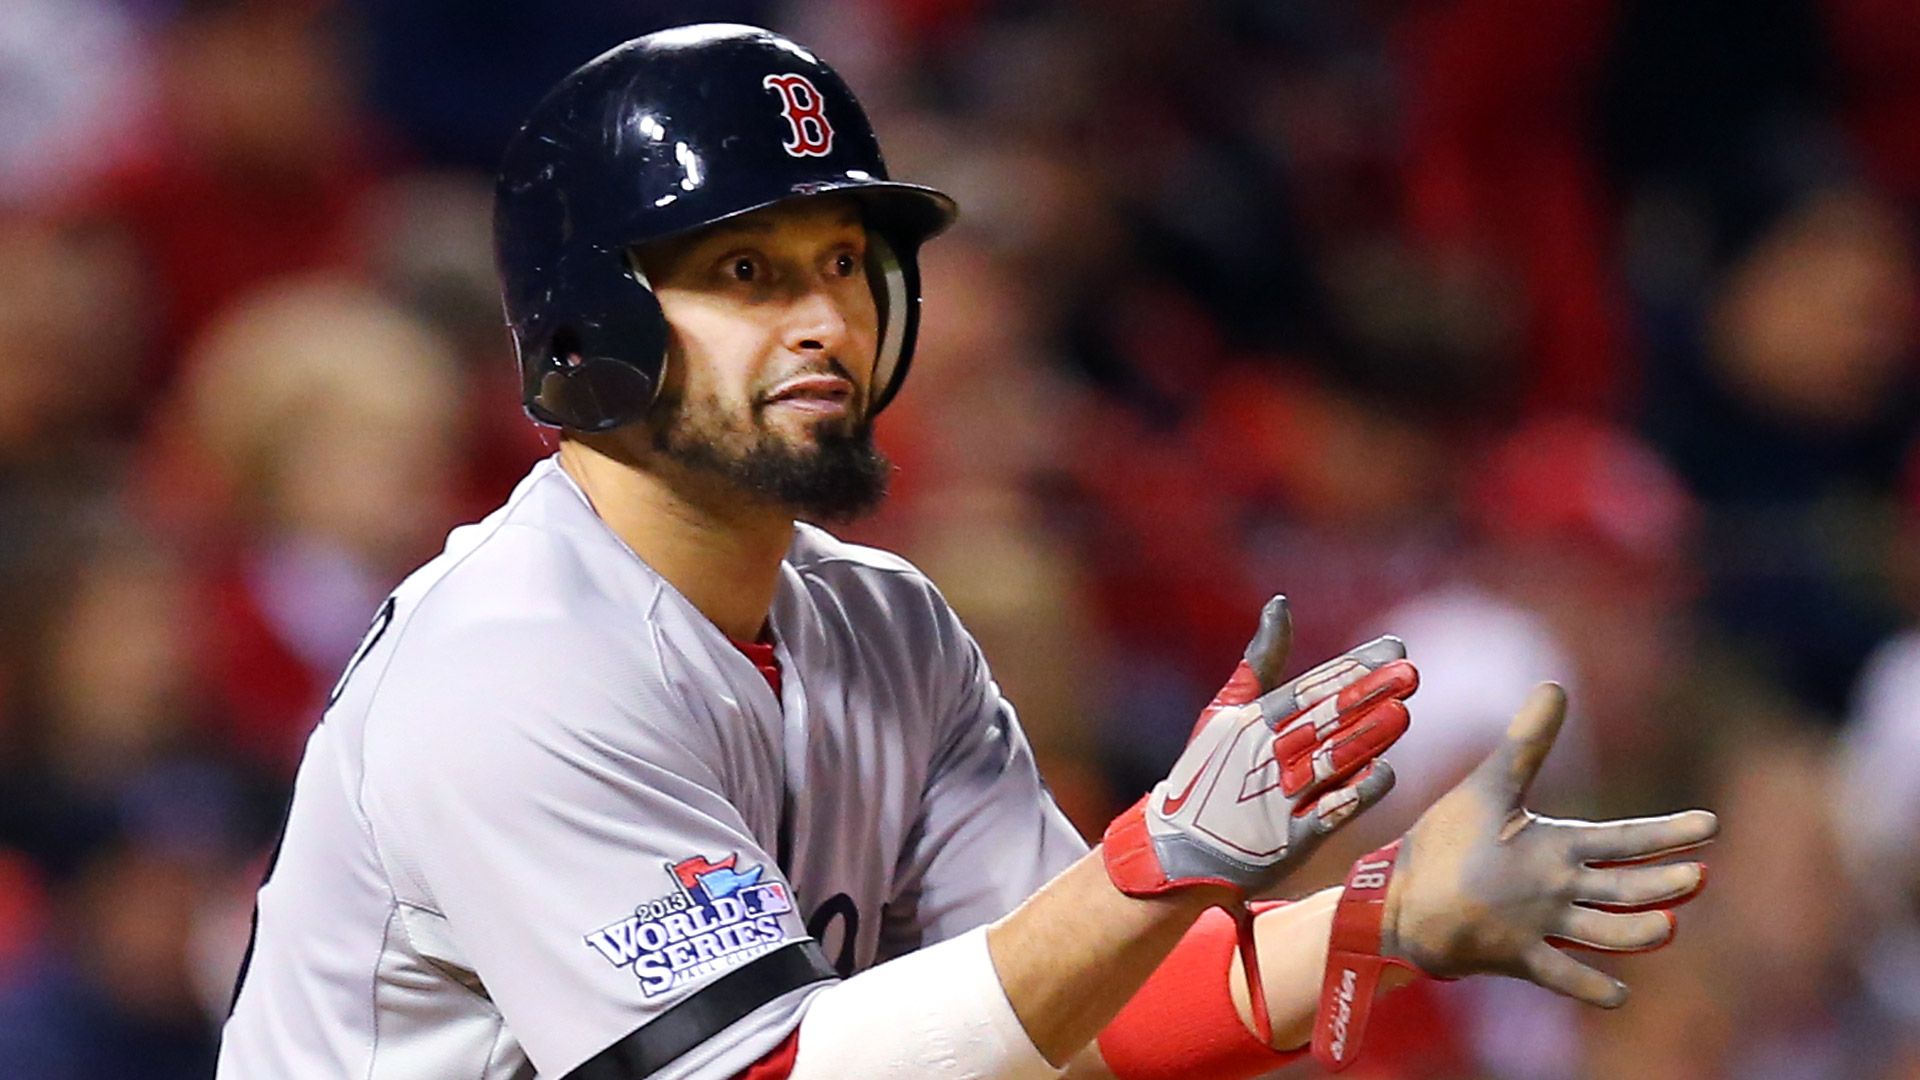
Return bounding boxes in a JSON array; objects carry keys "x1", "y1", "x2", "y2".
[{"x1": 216, "y1": 24, "x2": 1717, "y2": 1080}]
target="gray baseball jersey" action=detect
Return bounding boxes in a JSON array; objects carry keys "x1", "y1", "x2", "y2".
[{"x1": 216, "y1": 457, "x2": 1086, "y2": 1079}]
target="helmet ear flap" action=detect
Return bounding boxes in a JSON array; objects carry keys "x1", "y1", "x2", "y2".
[
  {"x1": 521, "y1": 248, "x2": 669, "y2": 432},
  {"x1": 526, "y1": 346, "x2": 661, "y2": 432}
]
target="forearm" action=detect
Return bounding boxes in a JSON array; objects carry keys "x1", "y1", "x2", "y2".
[
  {"x1": 989, "y1": 849, "x2": 1227, "y2": 1066},
  {"x1": 1232, "y1": 888, "x2": 1339, "y2": 1050},
  {"x1": 778, "y1": 849, "x2": 1221, "y2": 1080},
  {"x1": 1064, "y1": 886, "x2": 1418, "y2": 1078},
  {"x1": 799, "y1": 851, "x2": 1345, "y2": 1078},
  {"x1": 1061, "y1": 893, "x2": 1337, "y2": 1079},
  {"x1": 1062, "y1": 890, "x2": 1339, "y2": 1080}
]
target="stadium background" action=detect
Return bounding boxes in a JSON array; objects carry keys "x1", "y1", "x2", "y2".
[{"x1": 2, "y1": 0, "x2": 1919, "y2": 1076}]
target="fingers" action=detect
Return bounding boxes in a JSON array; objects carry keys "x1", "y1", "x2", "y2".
[
  {"x1": 1521, "y1": 941, "x2": 1629, "y2": 1008},
  {"x1": 1573, "y1": 861, "x2": 1707, "y2": 912},
  {"x1": 1264, "y1": 655, "x2": 1416, "y2": 742},
  {"x1": 1298, "y1": 761, "x2": 1397, "y2": 837},
  {"x1": 1348, "y1": 635, "x2": 1408, "y2": 669},
  {"x1": 1259, "y1": 635, "x2": 1408, "y2": 720},
  {"x1": 1548, "y1": 906, "x2": 1677, "y2": 954},
  {"x1": 1252, "y1": 631, "x2": 1415, "y2": 801},
  {"x1": 1279, "y1": 698, "x2": 1410, "y2": 796},
  {"x1": 1570, "y1": 809, "x2": 1719, "y2": 864},
  {"x1": 1242, "y1": 595, "x2": 1293, "y2": 693},
  {"x1": 1467, "y1": 682, "x2": 1567, "y2": 803},
  {"x1": 1341, "y1": 660, "x2": 1419, "y2": 713}
]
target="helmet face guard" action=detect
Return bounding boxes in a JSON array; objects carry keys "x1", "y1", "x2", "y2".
[{"x1": 494, "y1": 24, "x2": 957, "y2": 432}]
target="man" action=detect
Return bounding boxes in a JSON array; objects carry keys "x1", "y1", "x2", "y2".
[{"x1": 217, "y1": 24, "x2": 1717, "y2": 1080}]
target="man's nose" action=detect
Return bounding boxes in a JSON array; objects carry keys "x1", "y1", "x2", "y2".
[{"x1": 785, "y1": 285, "x2": 852, "y2": 354}]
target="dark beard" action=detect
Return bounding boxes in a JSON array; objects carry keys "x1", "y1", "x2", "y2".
[{"x1": 650, "y1": 394, "x2": 892, "y2": 523}]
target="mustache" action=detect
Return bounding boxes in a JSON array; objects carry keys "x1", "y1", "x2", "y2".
[{"x1": 752, "y1": 357, "x2": 863, "y2": 409}]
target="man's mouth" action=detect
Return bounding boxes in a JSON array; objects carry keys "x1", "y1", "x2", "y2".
[{"x1": 762, "y1": 375, "x2": 856, "y2": 416}]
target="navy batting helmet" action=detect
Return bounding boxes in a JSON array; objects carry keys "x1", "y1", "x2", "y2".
[{"x1": 494, "y1": 23, "x2": 958, "y2": 432}]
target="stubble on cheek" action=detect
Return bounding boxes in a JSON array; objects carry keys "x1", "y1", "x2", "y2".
[{"x1": 649, "y1": 381, "x2": 745, "y2": 454}]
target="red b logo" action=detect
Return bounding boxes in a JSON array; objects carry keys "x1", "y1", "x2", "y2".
[{"x1": 763, "y1": 73, "x2": 834, "y2": 158}]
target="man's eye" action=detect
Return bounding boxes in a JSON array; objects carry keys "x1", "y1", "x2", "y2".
[
  {"x1": 730, "y1": 256, "x2": 758, "y2": 282},
  {"x1": 834, "y1": 253, "x2": 859, "y2": 277}
]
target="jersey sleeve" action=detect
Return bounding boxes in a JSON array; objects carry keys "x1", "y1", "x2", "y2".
[
  {"x1": 360, "y1": 616, "x2": 831, "y2": 1080},
  {"x1": 880, "y1": 596, "x2": 1089, "y2": 957}
]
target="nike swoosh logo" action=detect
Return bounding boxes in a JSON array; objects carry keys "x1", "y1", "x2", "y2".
[{"x1": 1161, "y1": 739, "x2": 1225, "y2": 815}]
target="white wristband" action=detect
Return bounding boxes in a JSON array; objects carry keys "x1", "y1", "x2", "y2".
[{"x1": 788, "y1": 927, "x2": 1062, "y2": 1080}]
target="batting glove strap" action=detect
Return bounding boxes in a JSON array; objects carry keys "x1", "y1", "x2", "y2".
[
  {"x1": 1102, "y1": 796, "x2": 1185, "y2": 897},
  {"x1": 1102, "y1": 796, "x2": 1254, "y2": 898},
  {"x1": 1311, "y1": 841, "x2": 1434, "y2": 1072}
]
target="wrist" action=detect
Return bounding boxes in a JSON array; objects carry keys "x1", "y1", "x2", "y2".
[
  {"x1": 1164, "y1": 881, "x2": 1239, "y2": 914},
  {"x1": 1097, "y1": 846, "x2": 1236, "y2": 916},
  {"x1": 1376, "y1": 845, "x2": 1411, "y2": 964},
  {"x1": 1100, "y1": 798, "x2": 1251, "y2": 904},
  {"x1": 1311, "y1": 840, "x2": 1429, "y2": 1071}
]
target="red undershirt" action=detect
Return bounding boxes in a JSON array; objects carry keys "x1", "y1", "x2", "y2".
[
  {"x1": 732, "y1": 1032, "x2": 802, "y2": 1080},
  {"x1": 730, "y1": 637, "x2": 782, "y2": 698}
]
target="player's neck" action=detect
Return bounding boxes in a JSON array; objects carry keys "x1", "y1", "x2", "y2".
[{"x1": 558, "y1": 438, "x2": 788, "y2": 642}]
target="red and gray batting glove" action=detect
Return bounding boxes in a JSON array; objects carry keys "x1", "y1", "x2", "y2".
[
  {"x1": 1312, "y1": 683, "x2": 1718, "y2": 1071},
  {"x1": 1103, "y1": 596, "x2": 1417, "y2": 901},
  {"x1": 1102, "y1": 596, "x2": 1417, "y2": 1042}
]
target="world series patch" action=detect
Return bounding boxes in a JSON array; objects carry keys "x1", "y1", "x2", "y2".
[{"x1": 585, "y1": 853, "x2": 799, "y2": 997}]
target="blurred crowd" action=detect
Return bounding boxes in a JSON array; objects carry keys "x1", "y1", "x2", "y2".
[{"x1": 1, "y1": 0, "x2": 1918, "y2": 1077}]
